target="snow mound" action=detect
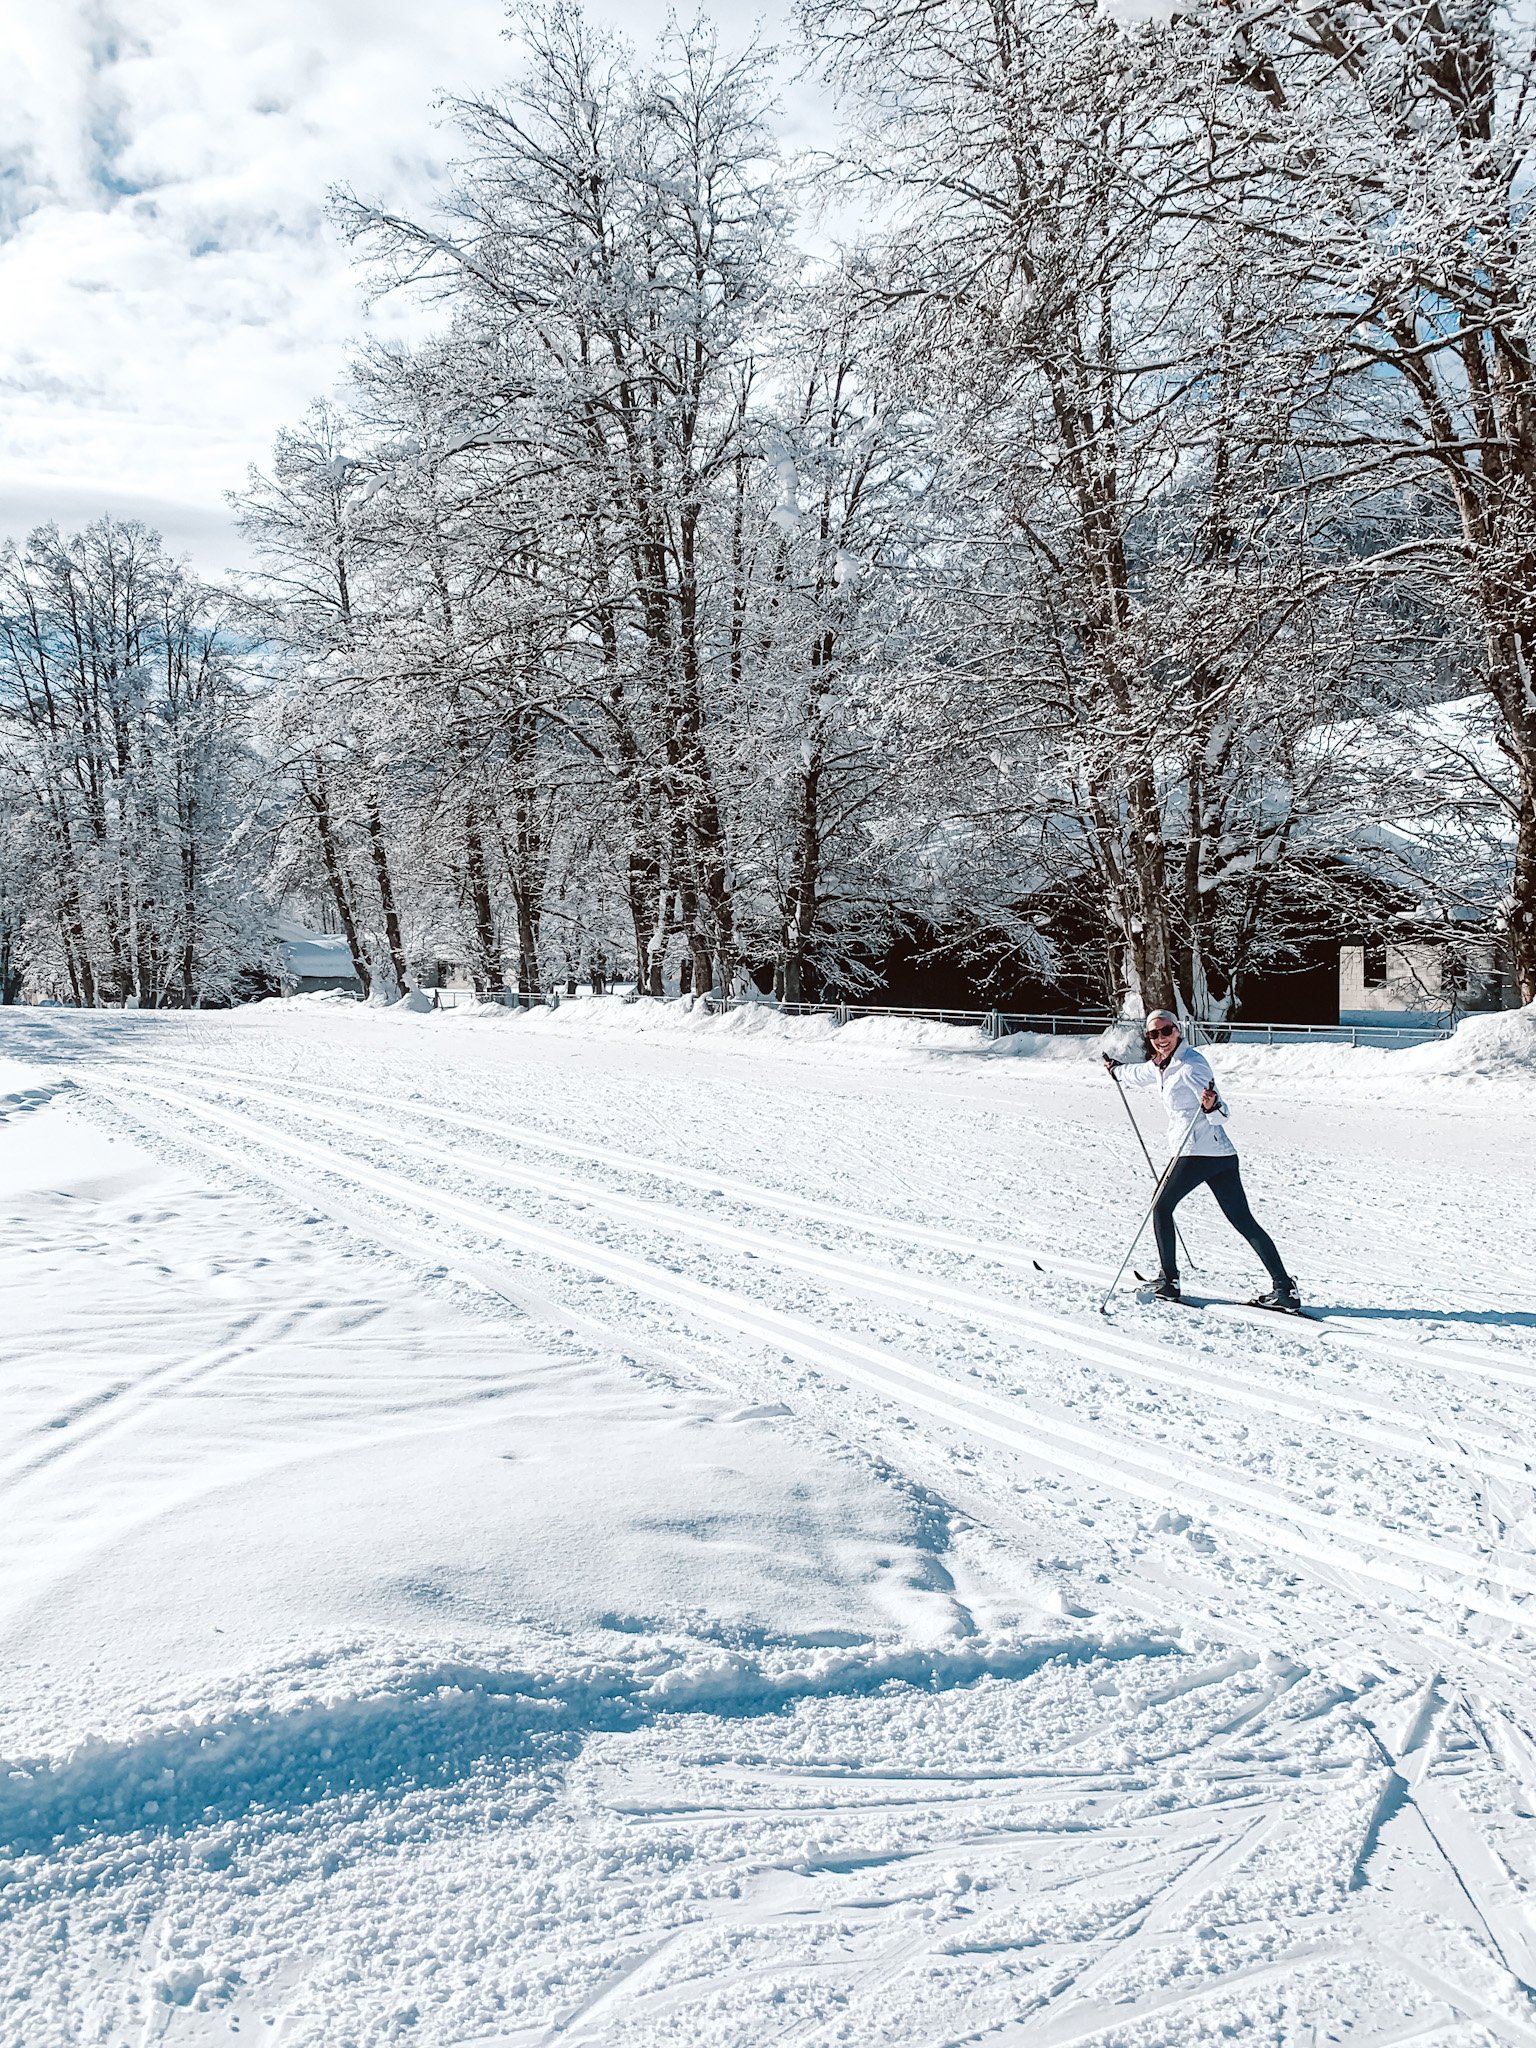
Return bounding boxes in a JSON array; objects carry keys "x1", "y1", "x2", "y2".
[
  {"x1": 238, "y1": 985, "x2": 1536, "y2": 1102},
  {"x1": 441, "y1": 998, "x2": 522, "y2": 1021},
  {"x1": 0, "y1": 1626, "x2": 1167, "y2": 1854},
  {"x1": 1215, "y1": 1040, "x2": 1397, "y2": 1087},
  {"x1": 338, "y1": 988, "x2": 1108, "y2": 1065},
  {"x1": 1396, "y1": 998, "x2": 1536, "y2": 1083},
  {"x1": 990, "y1": 1027, "x2": 1111, "y2": 1062},
  {"x1": 831, "y1": 1012, "x2": 987, "y2": 1055},
  {"x1": 515, "y1": 995, "x2": 842, "y2": 1049},
  {"x1": 510, "y1": 996, "x2": 1012, "y2": 1061}
]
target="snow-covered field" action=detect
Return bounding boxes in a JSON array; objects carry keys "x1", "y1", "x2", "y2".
[{"x1": 2, "y1": 996, "x2": 1534, "y2": 2047}]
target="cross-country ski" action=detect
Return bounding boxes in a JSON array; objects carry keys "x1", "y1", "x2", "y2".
[{"x1": 1133, "y1": 1274, "x2": 1322, "y2": 1320}]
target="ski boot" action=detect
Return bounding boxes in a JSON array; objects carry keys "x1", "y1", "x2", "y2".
[
  {"x1": 1250, "y1": 1277, "x2": 1303, "y2": 1315},
  {"x1": 1139, "y1": 1273, "x2": 1181, "y2": 1304}
]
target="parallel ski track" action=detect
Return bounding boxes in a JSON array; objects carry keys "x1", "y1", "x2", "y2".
[
  {"x1": 121, "y1": 1054, "x2": 1536, "y2": 1393},
  {"x1": 119, "y1": 1064, "x2": 1536, "y2": 1490},
  {"x1": 121, "y1": 1055, "x2": 1098, "y2": 1279},
  {"x1": 98, "y1": 1070, "x2": 1536, "y2": 1625}
]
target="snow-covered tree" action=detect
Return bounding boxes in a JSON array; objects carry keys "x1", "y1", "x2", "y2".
[
  {"x1": 799, "y1": 0, "x2": 1459, "y2": 1016},
  {"x1": 219, "y1": 0, "x2": 1528, "y2": 1021},
  {"x1": 0, "y1": 518, "x2": 264, "y2": 1006},
  {"x1": 1205, "y1": 0, "x2": 1536, "y2": 1000}
]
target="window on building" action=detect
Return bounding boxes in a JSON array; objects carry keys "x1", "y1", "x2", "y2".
[{"x1": 1362, "y1": 946, "x2": 1388, "y2": 987}]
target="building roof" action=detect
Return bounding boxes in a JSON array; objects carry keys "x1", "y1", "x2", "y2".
[{"x1": 276, "y1": 917, "x2": 358, "y2": 981}]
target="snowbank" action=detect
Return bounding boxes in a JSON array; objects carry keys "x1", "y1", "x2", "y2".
[
  {"x1": 1211, "y1": 1000, "x2": 1536, "y2": 1101},
  {"x1": 230, "y1": 985, "x2": 1536, "y2": 1105},
  {"x1": 250, "y1": 987, "x2": 359, "y2": 1008},
  {"x1": 395, "y1": 992, "x2": 1092, "y2": 1064},
  {"x1": 1397, "y1": 996, "x2": 1536, "y2": 1084}
]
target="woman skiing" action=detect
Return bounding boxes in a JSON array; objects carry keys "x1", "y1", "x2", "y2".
[{"x1": 1102, "y1": 1010, "x2": 1301, "y2": 1312}]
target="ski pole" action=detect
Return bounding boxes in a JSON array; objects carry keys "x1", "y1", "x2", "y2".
[
  {"x1": 1098, "y1": 1129, "x2": 1195, "y2": 1316},
  {"x1": 1110, "y1": 1065, "x2": 1196, "y2": 1273}
]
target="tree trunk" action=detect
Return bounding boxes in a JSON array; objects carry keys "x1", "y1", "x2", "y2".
[
  {"x1": 134, "y1": 896, "x2": 158, "y2": 1008},
  {"x1": 59, "y1": 881, "x2": 96, "y2": 1009},
  {"x1": 1123, "y1": 770, "x2": 1177, "y2": 1014},
  {"x1": 364, "y1": 793, "x2": 409, "y2": 997},
  {"x1": 627, "y1": 849, "x2": 659, "y2": 996},
  {"x1": 674, "y1": 838, "x2": 714, "y2": 1002},
  {"x1": 682, "y1": 890, "x2": 712, "y2": 1005},
  {"x1": 510, "y1": 791, "x2": 543, "y2": 999},
  {"x1": 513, "y1": 883, "x2": 541, "y2": 1000},
  {"x1": 177, "y1": 820, "x2": 200, "y2": 1008},
  {"x1": 463, "y1": 807, "x2": 502, "y2": 997},
  {"x1": 48, "y1": 802, "x2": 97, "y2": 1008},
  {"x1": 1506, "y1": 733, "x2": 1536, "y2": 1005},
  {"x1": 645, "y1": 880, "x2": 669, "y2": 998},
  {"x1": 1489, "y1": 636, "x2": 1536, "y2": 1004},
  {"x1": 308, "y1": 766, "x2": 371, "y2": 997},
  {"x1": 782, "y1": 757, "x2": 822, "y2": 1004}
]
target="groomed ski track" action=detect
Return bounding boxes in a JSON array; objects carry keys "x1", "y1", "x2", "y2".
[
  {"x1": 8, "y1": 1006, "x2": 1536, "y2": 2045},
  {"x1": 95, "y1": 1050, "x2": 1536, "y2": 1642}
]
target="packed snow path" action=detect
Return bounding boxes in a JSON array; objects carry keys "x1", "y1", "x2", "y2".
[{"x1": 1, "y1": 1000, "x2": 1534, "y2": 2046}]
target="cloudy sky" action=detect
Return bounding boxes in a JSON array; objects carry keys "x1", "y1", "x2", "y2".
[{"x1": 0, "y1": 1, "x2": 813, "y2": 573}]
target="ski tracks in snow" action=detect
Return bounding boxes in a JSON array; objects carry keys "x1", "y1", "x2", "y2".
[
  {"x1": 11, "y1": 1021, "x2": 1536, "y2": 2046},
  {"x1": 0, "y1": 1086, "x2": 552, "y2": 1650},
  {"x1": 98, "y1": 1057, "x2": 1536, "y2": 1643}
]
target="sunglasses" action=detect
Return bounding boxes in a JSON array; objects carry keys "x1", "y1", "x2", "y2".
[{"x1": 1147, "y1": 1024, "x2": 1179, "y2": 1039}]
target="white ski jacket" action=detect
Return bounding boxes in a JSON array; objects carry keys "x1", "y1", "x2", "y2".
[{"x1": 1117, "y1": 1043, "x2": 1235, "y2": 1161}]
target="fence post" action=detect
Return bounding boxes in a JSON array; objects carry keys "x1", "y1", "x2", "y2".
[{"x1": 836, "y1": 1002, "x2": 848, "y2": 1026}]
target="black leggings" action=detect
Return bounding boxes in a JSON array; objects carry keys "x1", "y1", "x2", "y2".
[{"x1": 1154, "y1": 1155, "x2": 1288, "y2": 1287}]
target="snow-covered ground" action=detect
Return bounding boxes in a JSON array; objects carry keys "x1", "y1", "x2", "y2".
[{"x1": 2, "y1": 995, "x2": 1534, "y2": 2047}]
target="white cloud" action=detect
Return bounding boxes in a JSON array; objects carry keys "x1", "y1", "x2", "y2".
[
  {"x1": 0, "y1": 477, "x2": 261, "y2": 568},
  {"x1": 0, "y1": 0, "x2": 807, "y2": 574}
]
